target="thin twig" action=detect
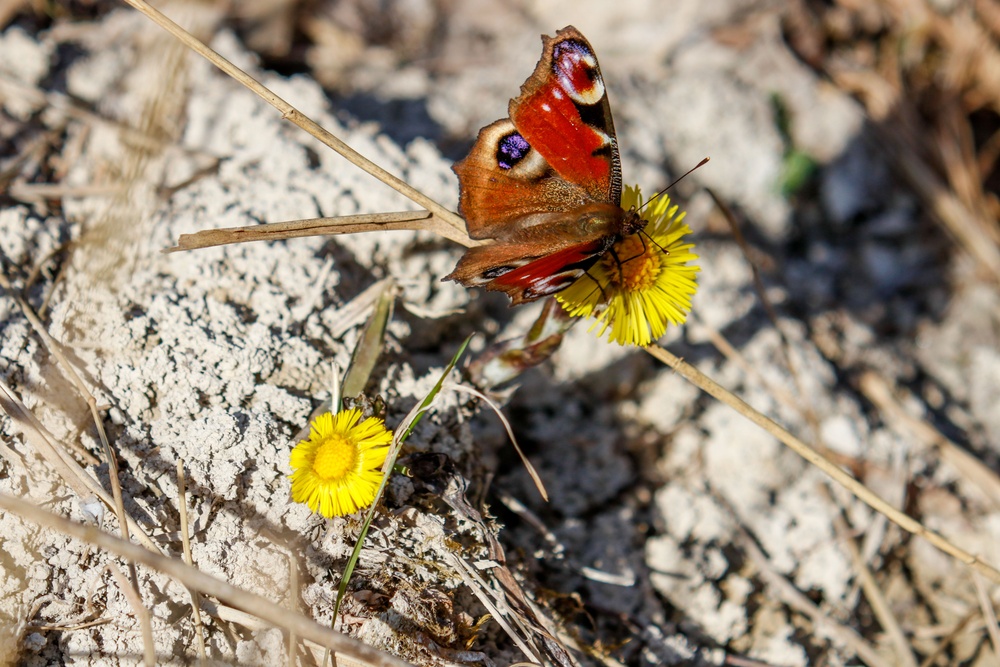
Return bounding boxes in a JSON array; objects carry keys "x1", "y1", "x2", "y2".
[
  {"x1": 119, "y1": 0, "x2": 470, "y2": 247},
  {"x1": 165, "y1": 210, "x2": 472, "y2": 252},
  {"x1": 645, "y1": 344, "x2": 1000, "y2": 586},
  {"x1": 0, "y1": 493, "x2": 416, "y2": 667},
  {"x1": 176, "y1": 460, "x2": 207, "y2": 662}
]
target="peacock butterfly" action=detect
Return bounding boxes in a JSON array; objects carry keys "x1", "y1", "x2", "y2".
[{"x1": 444, "y1": 26, "x2": 646, "y2": 306}]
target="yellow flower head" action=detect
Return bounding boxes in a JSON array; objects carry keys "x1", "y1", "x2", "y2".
[
  {"x1": 289, "y1": 409, "x2": 392, "y2": 518},
  {"x1": 556, "y1": 185, "x2": 700, "y2": 346}
]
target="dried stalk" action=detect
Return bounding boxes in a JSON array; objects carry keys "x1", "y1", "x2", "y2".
[{"x1": 0, "y1": 493, "x2": 416, "y2": 667}]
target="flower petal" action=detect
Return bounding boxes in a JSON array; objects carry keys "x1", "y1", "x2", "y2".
[{"x1": 288, "y1": 408, "x2": 393, "y2": 518}]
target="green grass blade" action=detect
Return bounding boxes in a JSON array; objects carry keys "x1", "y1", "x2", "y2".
[{"x1": 329, "y1": 334, "x2": 472, "y2": 646}]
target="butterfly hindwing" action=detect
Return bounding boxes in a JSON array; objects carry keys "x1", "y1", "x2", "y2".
[
  {"x1": 445, "y1": 239, "x2": 602, "y2": 305},
  {"x1": 444, "y1": 202, "x2": 633, "y2": 305},
  {"x1": 490, "y1": 243, "x2": 604, "y2": 302},
  {"x1": 452, "y1": 120, "x2": 593, "y2": 241}
]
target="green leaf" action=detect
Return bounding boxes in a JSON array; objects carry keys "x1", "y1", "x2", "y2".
[{"x1": 341, "y1": 280, "x2": 395, "y2": 400}]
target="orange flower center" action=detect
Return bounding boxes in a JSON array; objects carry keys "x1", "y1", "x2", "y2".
[
  {"x1": 604, "y1": 235, "x2": 660, "y2": 291},
  {"x1": 312, "y1": 434, "x2": 357, "y2": 481}
]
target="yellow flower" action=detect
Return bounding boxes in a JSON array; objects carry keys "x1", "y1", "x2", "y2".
[
  {"x1": 556, "y1": 185, "x2": 700, "y2": 346},
  {"x1": 289, "y1": 409, "x2": 392, "y2": 518}
]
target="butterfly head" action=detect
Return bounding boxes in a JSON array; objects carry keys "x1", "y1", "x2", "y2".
[{"x1": 621, "y1": 206, "x2": 646, "y2": 238}]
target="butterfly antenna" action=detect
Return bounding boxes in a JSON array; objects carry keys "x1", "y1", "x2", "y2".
[
  {"x1": 605, "y1": 247, "x2": 636, "y2": 317},
  {"x1": 637, "y1": 156, "x2": 710, "y2": 213}
]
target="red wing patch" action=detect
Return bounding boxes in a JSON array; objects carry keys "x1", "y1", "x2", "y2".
[
  {"x1": 509, "y1": 27, "x2": 621, "y2": 205},
  {"x1": 492, "y1": 241, "x2": 603, "y2": 302}
]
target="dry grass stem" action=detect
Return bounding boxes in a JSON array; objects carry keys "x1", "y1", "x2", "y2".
[
  {"x1": 166, "y1": 211, "x2": 450, "y2": 252},
  {"x1": 873, "y1": 124, "x2": 1000, "y2": 282},
  {"x1": 26, "y1": 617, "x2": 113, "y2": 633},
  {"x1": 495, "y1": 490, "x2": 634, "y2": 586},
  {"x1": 918, "y1": 605, "x2": 990, "y2": 667},
  {"x1": 444, "y1": 551, "x2": 545, "y2": 665},
  {"x1": 706, "y1": 190, "x2": 823, "y2": 441},
  {"x1": 8, "y1": 183, "x2": 125, "y2": 200},
  {"x1": 737, "y1": 528, "x2": 889, "y2": 667},
  {"x1": 0, "y1": 379, "x2": 159, "y2": 552},
  {"x1": 175, "y1": 460, "x2": 207, "y2": 662},
  {"x1": 107, "y1": 564, "x2": 155, "y2": 667},
  {"x1": 973, "y1": 572, "x2": 1000, "y2": 663},
  {"x1": 0, "y1": 270, "x2": 142, "y2": 590},
  {"x1": 0, "y1": 72, "x2": 195, "y2": 156},
  {"x1": 446, "y1": 382, "x2": 548, "y2": 501},
  {"x1": 287, "y1": 553, "x2": 300, "y2": 667},
  {"x1": 119, "y1": 0, "x2": 470, "y2": 244},
  {"x1": 0, "y1": 379, "x2": 98, "y2": 498},
  {"x1": 0, "y1": 492, "x2": 416, "y2": 667},
  {"x1": 202, "y1": 601, "x2": 271, "y2": 631},
  {"x1": 858, "y1": 371, "x2": 1000, "y2": 510},
  {"x1": 690, "y1": 313, "x2": 806, "y2": 422},
  {"x1": 834, "y1": 512, "x2": 918, "y2": 667},
  {"x1": 645, "y1": 345, "x2": 1000, "y2": 585},
  {"x1": 821, "y1": 0, "x2": 1000, "y2": 282}
]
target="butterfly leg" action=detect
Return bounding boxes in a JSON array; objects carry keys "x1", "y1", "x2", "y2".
[
  {"x1": 607, "y1": 246, "x2": 630, "y2": 285},
  {"x1": 604, "y1": 246, "x2": 632, "y2": 316},
  {"x1": 618, "y1": 231, "x2": 667, "y2": 267},
  {"x1": 579, "y1": 267, "x2": 609, "y2": 303}
]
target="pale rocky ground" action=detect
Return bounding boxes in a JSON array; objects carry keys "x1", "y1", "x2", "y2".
[{"x1": 1, "y1": 1, "x2": 999, "y2": 666}]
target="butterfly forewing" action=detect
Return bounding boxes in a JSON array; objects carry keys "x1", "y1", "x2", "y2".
[{"x1": 509, "y1": 26, "x2": 622, "y2": 205}]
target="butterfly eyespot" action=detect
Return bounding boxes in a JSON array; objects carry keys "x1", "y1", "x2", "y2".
[
  {"x1": 496, "y1": 132, "x2": 531, "y2": 170},
  {"x1": 552, "y1": 39, "x2": 604, "y2": 106}
]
